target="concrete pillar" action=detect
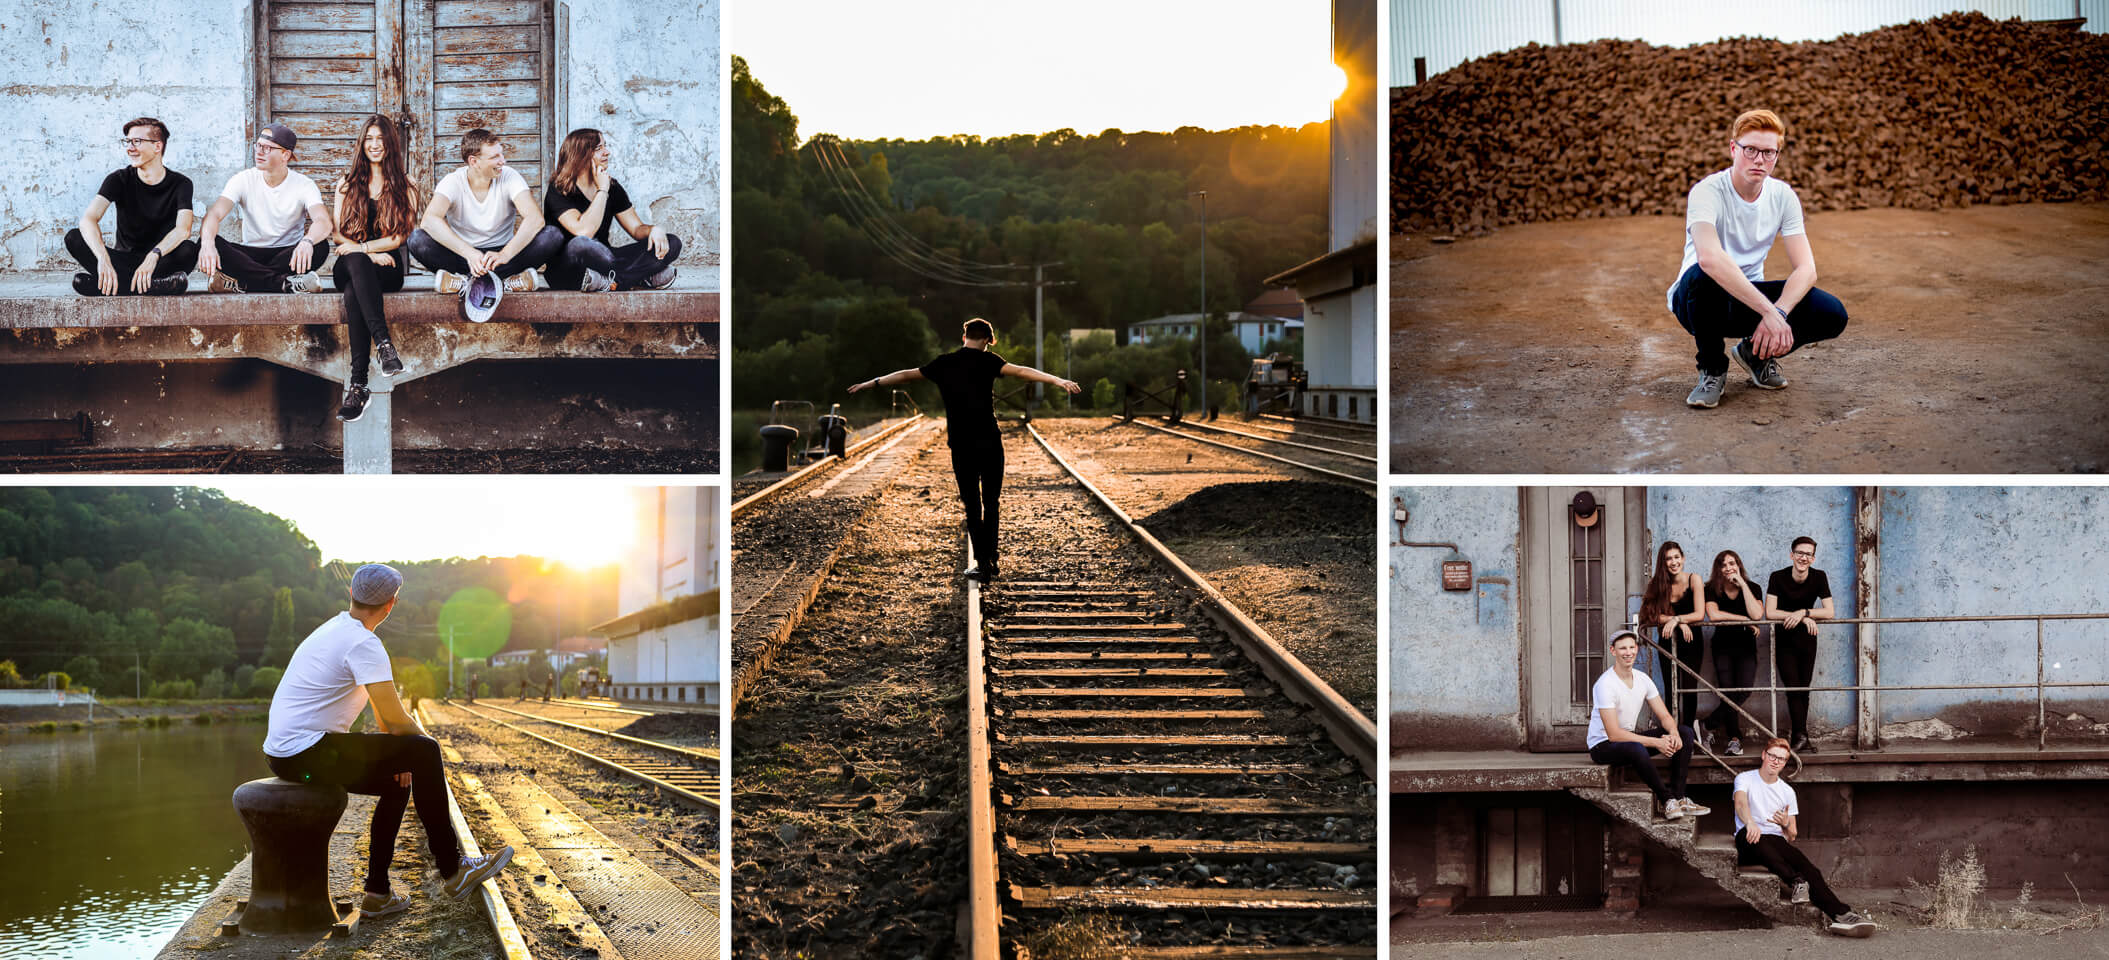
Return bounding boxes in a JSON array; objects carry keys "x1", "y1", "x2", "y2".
[
  {"x1": 1854, "y1": 486, "x2": 1881, "y2": 750},
  {"x1": 343, "y1": 380, "x2": 394, "y2": 475},
  {"x1": 1603, "y1": 822, "x2": 1645, "y2": 914}
]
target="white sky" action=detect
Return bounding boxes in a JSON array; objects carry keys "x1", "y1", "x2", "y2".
[
  {"x1": 732, "y1": 0, "x2": 1342, "y2": 141},
  {"x1": 201, "y1": 480, "x2": 657, "y2": 569}
]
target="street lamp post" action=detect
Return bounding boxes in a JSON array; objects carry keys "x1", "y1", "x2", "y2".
[{"x1": 1189, "y1": 190, "x2": 1207, "y2": 417}]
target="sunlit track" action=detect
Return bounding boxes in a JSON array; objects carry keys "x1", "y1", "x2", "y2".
[
  {"x1": 1234, "y1": 417, "x2": 1379, "y2": 450},
  {"x1": 452, "y1": 700, "x2": 720, "y2": 809},
  {"x1": 1255, "y1": 413, "x2": 1375, "y2": 435},
  {"x1": 732, "y1": 414, "x2": 926, "y2": 519},
  {"x1": 1124, "y1": 417, "x2": 1378, "y2": 489},
  {"x1": 1168, "y1": 417, "x2": 1379, "y2": 463}
]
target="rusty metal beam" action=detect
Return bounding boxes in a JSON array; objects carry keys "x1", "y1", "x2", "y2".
[
  {"x1": 1855, "y1": 486, "x2": 1882, "y2": 751},
  {"x1": 0, "y1": 289, "x2": 718, "y2": 329}
]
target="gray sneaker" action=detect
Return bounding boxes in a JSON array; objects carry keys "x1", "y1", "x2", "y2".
[
  {"x1": 640, "y1": 265, "x2": 679, "y2": 289},
  {"x1": 580, "y1": 269, "x2": 614, "y2": 292},
  {"x1": 1791, "y1": 880, "x2": 1812, "y2": 904},
  {"x1": 1827, "y1": 910, "x2": 1875, "y2": 936},
  {"x1": 284, "y1": 272, "x2": 324, "y2": 294},
  {"x1": 1686, "y1": 371, "x2": 1726, "y2": 408},
  {"x1": 1735, "y1": 339, "x2": 1788, "y2": 389}
]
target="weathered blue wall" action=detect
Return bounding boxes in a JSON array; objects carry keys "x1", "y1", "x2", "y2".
[{"x1": 1389, "y1": 485, "x2": 1522, "y2": 747}]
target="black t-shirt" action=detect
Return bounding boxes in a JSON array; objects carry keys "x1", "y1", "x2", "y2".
[
  {"x1": 543, "y1": 176, "x2": 631, "y2": 246},
  {"x1": 96, "y1": 166, "x2": 194, "y2": 253},
  {"x1": 1705, "y1": 578, "x2": 1765, "y2": 640},
  {"x1": 1767, "y1": 567, "x2": 1831, "y2": 614},
  {"x1": 919, "y1": 347, "x2": 1007, "y2": 449}
]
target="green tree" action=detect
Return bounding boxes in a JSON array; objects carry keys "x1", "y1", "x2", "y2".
[
  {"x1": 149, "y1": 618, "x2": 237, "y2": 682},
  {"x1": 263, "y1": 587, "x2": 297, "y2": 668},
  {"x1": 249, "y1": 666, "x2": 284, "y2": 697},
  {"x1": 62, "y1": 655, "x2": 100, "y2": 692}
]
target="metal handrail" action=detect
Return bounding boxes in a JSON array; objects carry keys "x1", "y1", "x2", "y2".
[{"x1": 1631, "y1": 629, "x2": 1797, "y2": 779}]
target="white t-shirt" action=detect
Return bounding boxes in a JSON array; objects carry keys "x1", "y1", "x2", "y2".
[
  {"x1": 219, "y1": 168, "x2": 325, "y2": 247},
  {"x1": 435, "y1": 166, "x2": 532, "y2": 248},
  {"x1": 1666, "y1": 168, "x2": 1806, "y2": 312},
  {"x1": 1585, "y1": 668, "x2": 1661, "y2": 749},
  {"x1": 263, "y1": 612, "x2": 394, "y2": 757},
  {"x1": 1733, "y1": 768, "x2": 1799, "y2": 838}
]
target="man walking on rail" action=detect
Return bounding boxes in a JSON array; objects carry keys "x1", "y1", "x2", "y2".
[
  {"x1": 849, "y1": 317, "x2": 1081, "y2": 582},
  {"x1": 261, "y1": 563, "x2": 513, "y2": 917}
]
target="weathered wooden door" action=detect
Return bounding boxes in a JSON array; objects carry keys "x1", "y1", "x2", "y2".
[
  {"x1": 256, "y1": 0, "x2": 553, "y2": 198},
  {"x1": 1524, "y1": 487, "x2": 1645, "y2": 752}
]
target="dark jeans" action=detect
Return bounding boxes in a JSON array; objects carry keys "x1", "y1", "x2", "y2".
[
  {"x1": 64, "y1": 228, "x2": 199, "y2": 293},
  {"x1": 1737, "y1": 832, "x2": 1851, "y2": 917},
  {"x1": 210, "y1": 239, "x2": 332, "y2": 293},
  {"x1": 405, "y1": 225, "x2": 564, "y2": 279},
  {"x1": 1588, "y1": 723, "x2": 1696, "y2": 804},
  {"x1": 1670, "y1": 263, "x2": 1849, "y2": 375},
  {"x1": 332, "y1": 252, "x2": 406, "y2": 385},
  {"x1": 1706, "y1": 630, "x2": 1760, "y2": 739},
  {"x1": 951, "y1": 442, "x2": 1003, "y2": 569},
  {"x1": 265, "y1": 733, "x2": 461, "y2": 896},
  {"x1": 545, "y1": 233, "x2": 681, "y2": 290},
  {"x1": 1775, "y1": 622, "x2": 1818, "y2": 742}
]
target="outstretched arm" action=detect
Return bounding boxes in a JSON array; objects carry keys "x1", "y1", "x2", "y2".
[
  {"x1": 999, "y1": 362, "x2": 1081, "y2": 394},
  {"x1": 848, "y1": 368, "x2": 924, "y2": 393}
]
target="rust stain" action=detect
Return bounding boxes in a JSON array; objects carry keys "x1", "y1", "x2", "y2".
[{"x1": 455, "y1": 110, "x2": 507, "y2": 129}]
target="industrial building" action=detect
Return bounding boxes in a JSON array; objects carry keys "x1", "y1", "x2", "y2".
[{"x1": 592, "y1": 486, "x2": 721, "y2": 708}]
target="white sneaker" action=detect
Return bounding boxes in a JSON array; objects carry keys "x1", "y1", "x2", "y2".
[
  {"x1": 505, "y1": 270, "x2": 539, "y2": 293},
  {"x1": 284, "y1": 272, "x2": 323, "y2": 294},
  {"x1": 434, "y1": 269, "x2": 464, "y2": 296},
  {"x1": 1662, "y1": 798, "x2": 1685, "y2": 820},
  {"x1": 1680, "y1": 798, "x2": 1712, "y2": 817}
]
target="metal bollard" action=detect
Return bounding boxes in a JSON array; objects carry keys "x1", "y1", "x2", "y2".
[
  {"x1": 759, "y1": 424, "x2": 799, "y2": 472},
  {"x1": 231, "y1": 777, "x2": 348, "y2": 933}
]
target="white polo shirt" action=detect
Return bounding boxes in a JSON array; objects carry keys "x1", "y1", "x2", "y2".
[
  {"x1": 1667, "y1": 167, "x2": 1806, "y2": 311},
  {"x1": 1734, "y1": 768, "x2": 1799, "y2": 838},
  {"x1": 263, "y1": 612, "x2": 394, "y2": 757},
  {"x1": 435, "y1": 166, "x2": 532, "y2": 248},
  {"x1": 219, "y1": 168, "x2": 325, "y2": 247}
]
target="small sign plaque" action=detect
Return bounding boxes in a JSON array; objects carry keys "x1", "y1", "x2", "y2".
[{"x1": 1442, "y1": 561, "x2": 1472, "y2": 591}]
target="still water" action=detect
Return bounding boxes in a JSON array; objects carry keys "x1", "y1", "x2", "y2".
[{"x1": 0, "y1": 721, "x2": 269, "y2": 960}]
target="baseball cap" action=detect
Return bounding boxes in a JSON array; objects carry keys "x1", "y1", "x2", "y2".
[
  {"x1": 350, "y1": 563, "x2": 403, "y2": 605},
  {"x1": 460, "y1": 271, "x2": 502, "y2": 323},
  {"x1": 259, "y1": 123, "x2": 299, "y2": 152}
]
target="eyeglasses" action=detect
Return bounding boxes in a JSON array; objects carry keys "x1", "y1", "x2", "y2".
[
  {"x1": 1735, "y1": 142, "x2": 1783, "y2": 162},
  {"x1": 119, "y1": 138, "x2": 162, "y2": 148},
  {"x1": 1792, "y1": 551, "x2": 1815, "y2": 559},
  {"x1": 1763, "y1": 752, "x2": 1790, "y2": 762}
]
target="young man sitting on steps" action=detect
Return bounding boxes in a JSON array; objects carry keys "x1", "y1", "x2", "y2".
[{"x1": 1734, "y1": 737, "x2": 1876, "y2": 936}]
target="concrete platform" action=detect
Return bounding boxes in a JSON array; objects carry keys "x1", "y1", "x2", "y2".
[
  {"x1": 0, "y1": 270, "x2": 718, "y2": 327},
  {"x1": 1393, "y1": 741, "x2": 2109, "y2": 793}
]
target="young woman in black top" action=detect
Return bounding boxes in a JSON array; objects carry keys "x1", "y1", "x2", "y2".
[
  {"x1": 331, "y1": 115, "x2": 420, "y2": 423},
  {"x1": 541, "y1": 128, "x2": 681, "y2": 291},
  {"x1": 1640, "y1": 541, "x2": 1707, "y2": 730},
  {"x1": 1703, "y1": 549, "x2": 1766, "y2": 756}
]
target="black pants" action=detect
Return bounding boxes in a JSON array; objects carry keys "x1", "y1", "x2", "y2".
[
  {"x1": 64, "y1": 228, "x2": 199, "y2": 293},
  {"x1": 212, "y1": 239, "x2": 332, "y2": 293},
  {"x1": 1775, "y1": 622, "x2": 1818, "y2": 742},
  {"x1": 405, "y1": 226, "x2": 564, "y2": 279},
  {"x1": 1587, "y1": 724, "x2": 1695, "y2": 804},
  {"x1": 545, "y1": 233, "x2": 682, "y2": 290},
  {"x1": 265, "y1": 733, "x2": 461, "y2": 896},
  {"x1": 1706, "y1": 630, "x2": 1760, "y2": 739},
  {"x1": 1670, "y1": 263, "x2": 1850, "y2": 376},
  {"x1": 951, "y1": 443, "x2": 1003, "y2": 569},
  {"x1": 1736, "y1": 832, "x2": 1850, "y2": 917},
  {"x1": 1668, "y1": 627, "x2": 1704, "y2": 725},
  {"x1": 332, "y1": 252, "x2": 406, "y2": 384}
]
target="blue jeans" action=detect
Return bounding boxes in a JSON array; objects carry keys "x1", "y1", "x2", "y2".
[
  {"x1": 545, "y1": 233, "x2": 682, "y2": 290},
  {"x1": 1589, "y1": 723, "x2": 1696, "y2": 803},
  {"x1": 405, "y1": 225, "x2": 564, "y2": 279},
  {"x1": 1670, "y1": 263, "x2": 1849, "y2": 375}
]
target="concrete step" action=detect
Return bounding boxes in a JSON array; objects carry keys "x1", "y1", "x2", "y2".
[{"x1": 1569, "y1": 786, "x2": 1812, "y2": 925}]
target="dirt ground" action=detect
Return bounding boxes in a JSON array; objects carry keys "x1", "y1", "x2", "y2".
[
  {"x1": 1032, "y1": 418, "x2": 1379, "y2": 717},
  {"x1": 1392, "y1": 203, "x2": 2109, "y2": 473}
]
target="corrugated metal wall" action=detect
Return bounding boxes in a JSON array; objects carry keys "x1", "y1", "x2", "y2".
[{"x1": 1391, "y1": 0, "x2": 2102, "y2": 85}]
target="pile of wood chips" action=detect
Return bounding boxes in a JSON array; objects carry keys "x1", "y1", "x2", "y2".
[{"x1": 1392, "y1": 13, "x2": 2109, "y2": 236}]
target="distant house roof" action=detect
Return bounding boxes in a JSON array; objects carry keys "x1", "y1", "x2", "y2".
[
  {"x1": 1243, "y1": 287, "x2": 1304, "y2": 319},
  {"x1": 1130, "y1": 312, "x2": 1299, "y2": 330},
  {"x1": 555, "y1": 635, "x2": 604, "y2": 654}
]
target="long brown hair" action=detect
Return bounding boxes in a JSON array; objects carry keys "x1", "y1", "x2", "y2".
[
  {"x1": 1638, "y1": 540, "x2": 1687, "y2": 628},
  {"x1": 552, "y1": 128, "x2": 604, "y2": 196},
  {"x1": 339, "y1": 115, "x2": 416, "y2": 242},
  {"x1": 1707, "y1": 549, "x2": 1749, "y2": 599}
]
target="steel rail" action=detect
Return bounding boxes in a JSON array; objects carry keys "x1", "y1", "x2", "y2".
[
  {"x1": 1124, "y1": 418, "x2": 1376, "y2": 490},
  {"x1": 1234, "y1": 417, "x2": 1380, "y2": 446},
  {"x1": 416, "y1": 703, "x2": 536, "y2": 960},
  {"x1": 1164, "y1": 418, "x2": 1379, "y2": 463},
  {"x1": 1257, "y1": 412, "x2": 1376, "y2": 433},
  {"x1": 1028, "y1": 422, "x2": 1378, "y2": 774},
  {"x1": 453, "y1": 701, "x2": 718, "y2": 810},
  {"x1": 471, "y1": 700, "x2": 719, "y2": 762},
  {"x1": 732, "y1": 413, "x2": 925, "y2": 518},
  {"x1": 964, "y1": 536, "x2": 998, "y2": 960}
]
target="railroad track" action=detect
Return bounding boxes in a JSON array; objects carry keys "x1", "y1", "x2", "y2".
[
  {"x1": 732, "y1": 413, "x2": 927, "y2": 518},
  {"x1": 1122, "y1": 416, "x2": 1378, "y2": 489},
  {"x1": 452, "y1": 700, "x2": 720, "y2": 809},
  {"x1": 965, "y1": 423, "x2": 1378, "y2": 958},
  {"x1": 1237, "y1": 416, "x2": 1379, "y2": 451}
]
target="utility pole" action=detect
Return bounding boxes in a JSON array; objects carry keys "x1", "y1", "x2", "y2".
[
  {"x1": 1190, "y1": 190, "x2": 1208, "y2": 417},
  {"x1": 1030, "y1": 262, "x2": 1071, "y2": 412}
]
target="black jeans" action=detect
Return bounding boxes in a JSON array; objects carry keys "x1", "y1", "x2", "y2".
[
  {"x1": 332, "y1": 252, "x2": 406, "y2": 384},
  {"x1": 1775, "y1": 622, "x2": 1819, "y2": 742},
  {"x1": 1667, "y1": 627, "x2": 1704, "y2": 725},
  {"x1": 1737, "y1": 832, "x2": 1851, "y2": 917},
  {"x1": 545, "y1": 233, "x2": 682, "y2": 290},
  {"x1": 951, "y1": 442, "x2": 1003, "y2": 569},
  {"x1": 1670, "y1": 263, "x2": 1850, "y2": 375},
  {"x1": 210, "y1": 239, "x2": 332, "y2": 293},
  {"x1": 265, "y1": 733, "x2": 461, "y2": 896},
  {"x1": 65, "y1": 229, "x2": 200, "y2": 293},
  {"x1": 1588, "y1": 723, "x2": 1695, "y2": 804},
  {"x1": 405, "y1": 225, "x2": 564, "y2": 279},
  {"x1": 1706, "y1": 629, "x2": 1760, "y2": 739}
]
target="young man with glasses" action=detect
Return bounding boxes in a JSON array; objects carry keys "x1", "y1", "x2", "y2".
[
  {"x1": 1668, "y1": 109, "x2": 1850, "y2": 409},
  {"x1": 1734, "y1": 737, "x2": 1876, "y2": 936},
  {"x1": 1766, "y1": 536, "x2": 1834, "y2": 753},
  {"x1": 197, "y1": 123, "x2": 333, "y2": 294},
  {"x1": 65, "y1": 118, "x2": 198, "y2": 296}
]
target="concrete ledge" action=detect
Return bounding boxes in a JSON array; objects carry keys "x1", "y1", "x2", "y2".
[
  {"x1": 0, "y1": 272, "x2": 718, "y2": 328},
  {"x1": 1391, "y1": 751, "x2": 1610, "y2": 794}
]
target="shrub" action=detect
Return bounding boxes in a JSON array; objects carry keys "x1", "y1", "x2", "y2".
[
  {"x1": 248, "y1": 667, "x2": 284, "y2": 698},
  {"x1": 199, "y1": 668, "x2": 228, "y2": 701},
  {"x1": 232, "y1": 665, "x2": 257, "y2": 698},
  {"x1": 1091, "y1": 378, "x2": 1116, "y2": 411},
  {"x1": 148, "y1": 679, "x2": 197, "y2": 700}
]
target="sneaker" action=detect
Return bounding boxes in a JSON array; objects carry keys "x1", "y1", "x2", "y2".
[
  {"x1": 640, "y1": 264, "x2": 679, "y2": 289},
  {"x1": 434, "y1": 269, "x2": 464, "y2": 296},
  {"x1": 359, "y1": 891, "x2": 410, "y2": 918},
  {"x1": 337, "y1": 383, "x2": 371, "y2": 423},
  {"x1": 1724, "y1": 737, "x2": 1744, "y2": 757},
  {"x1": 1699, "y1": 728, "x2": 1717, "y2": 753},
  {"x1": 442, "y1": 846, "x2": 513, "y2": 899},
  {"x1": 1679, "y1": 798, "x2": 1712, "y2": 817},
  {"x1": 284, "y1": 272, "x2": 323, "y2": 294},
  {"x1": 71, "y1": 272, "x2": 100, "y2": 296},
  {"x1": 1827, "y1": 910, "x2": 1875, "y2": 937},
  {"x1": 1662, "y1": 798, "x2": 1685, "y2": 821},
  {"x1": 1793, "y1": 736, "x2": 1818, "y2": 754},
  {"x1": 1686, "y1": 371, "x2": 1725, "y2": 408},
  {"x1": 147, "y1": 274, "x2": 189, "y2": 296},
  {"x1": 579, "y1": 269, "x2": 614, "y2": 292},
  {"x1": 504, "y1": 270, "x2": 539, "y2": 293},
  {"x1": 963, "y1": 565, "x2": 991, "y2": 584},
  {"x1": 1734, "y1": 339, "x2": 1788, "y2": 389},
  {"x1": 207, "y1": 271, "x2": 245, "y2": 294},
  {"x1": 1791, "y1": 881, "x2": 1812, "y2": 904},
  {"x1": 377, "y1": 340, "x2": 404, "y2": 377}
]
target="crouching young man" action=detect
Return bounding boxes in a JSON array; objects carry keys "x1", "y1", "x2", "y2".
[
  {"x1": 1735, "y1": 737, "x2": 1875, "y2": 936},
  {"x1": 261, "y1": 563, "x2": 511, "y2": 917}
]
